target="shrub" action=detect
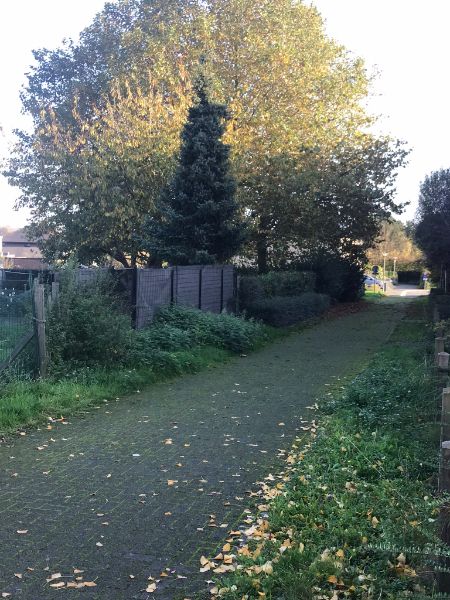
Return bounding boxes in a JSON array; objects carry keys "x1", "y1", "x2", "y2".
[
  {"x1": 153, "y1": 304, "x2": 268, "y2": 353},
  {"x1": 246, "y1": 292, "x2": 330, "y2": 326},
  {"x1": 431, "y1": 293, "x2": 450, "y2": 319},
  {"x1": 239, "y1": 271, "x2": 316, "y2": 308},
  {"x1": 293, "y1": 255, "x2": 364, "y2": 302},
  {"x1": 397, "y1": 270, "x2": 421, "y2": 284},
  {"x1": 47, "y1": 271, "x2": 133, "y2": 370}
]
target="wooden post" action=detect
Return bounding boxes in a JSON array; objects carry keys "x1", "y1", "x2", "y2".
[
  {"x1": 439, "y1": 352, "x2": 450, "y2": 372},
  {"x1": 436, "y1": 337, "x2": 446, "y2": 362},
  {"x1": 442, "y1": 388, "x2": 450, "y2": 446},
  {"x1": 33, "y1": 283, "x2": 47, "y2": 377}
]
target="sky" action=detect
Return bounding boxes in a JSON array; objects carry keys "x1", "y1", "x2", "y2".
[{"x1": 1, "y1": 0, "x2": 450, "y2": 229}]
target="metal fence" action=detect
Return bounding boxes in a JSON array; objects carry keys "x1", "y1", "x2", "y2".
[
  {"x1": 0, "y1": 274, "x2": 36, "y2": 380},
  {"x1": 0, "y1": 265, "x2": 236, "y2": 379}
]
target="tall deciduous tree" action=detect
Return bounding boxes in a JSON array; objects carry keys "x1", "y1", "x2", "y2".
[
  {"x1": 144, "y1": 80, "x2": 246, "y2": 264},
  {"x1": 415, "y1": 169, "x2": 450, "y2": 281},
  {"x1": 4, "y1": 0, "x2": 406, "y2": 269}
]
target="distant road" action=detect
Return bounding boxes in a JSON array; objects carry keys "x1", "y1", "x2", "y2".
[{"x1": 385, "y1": 282, "x2": 429, "y2": 298}]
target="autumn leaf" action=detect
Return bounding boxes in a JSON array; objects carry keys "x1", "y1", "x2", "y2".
[
  {"x1": 146, "y1": 583, "x2": 157, "y2": 593},
  {"x1": 50, "y1": 582, "x2": 65, "y2": 589}
]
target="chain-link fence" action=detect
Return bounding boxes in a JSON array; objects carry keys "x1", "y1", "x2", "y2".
[{"x1": 0, "y1": 283, "x2": 35, "y2": 381}]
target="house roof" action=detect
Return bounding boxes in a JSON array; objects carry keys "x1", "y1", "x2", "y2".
[{"x1": 2, "y1": 230, "x2": 32, "y2": 243}]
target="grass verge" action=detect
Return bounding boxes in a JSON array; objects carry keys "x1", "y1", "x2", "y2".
[
  {"x1": 0, "y1": 346, "x2": 235, "y2": 437},
  {"x1": 209, "y1": 300, "x2": 444, "y2": 599}
]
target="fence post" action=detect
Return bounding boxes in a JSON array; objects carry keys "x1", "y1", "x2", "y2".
[
  {"x1": 436, "y1": 337, "x2": 446, "y2": 363},
  {"x1": 33, "y1": 282, "x2": 47, "y2": 377},
  {"x1": 170, "y1": 268, "x2": 175, "y2": 304},
  {"x1": 220, "y1": 268, "x2": 224, "y2": 313},
  {"x1": 198, "y1": 268, "x2": 203, "y2": 310},
  {"x1": 440, "y1": 388, "x2": 450, "y2": 497},
  {"x1": 439, "y1": 352, "x2": 450, "y2": 372}
]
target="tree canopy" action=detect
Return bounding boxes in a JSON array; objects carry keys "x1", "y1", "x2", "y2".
[
  {"x1": 367, "y1": 219, "x2": 422, "y2": 267},
  {"x1": 415, "y1": 169, "x2": 450, "y2": 277},
  {"x1": 4, "y1": 0, "x2": 407, "y2": 269}
]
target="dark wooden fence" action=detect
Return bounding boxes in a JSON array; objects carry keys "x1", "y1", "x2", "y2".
[
  {"x1": 134, "y1": 265, "x2": 235, "y2": 328},
  {"x1": 60, "y1": 265, "x2": 235, "y2": 328}
]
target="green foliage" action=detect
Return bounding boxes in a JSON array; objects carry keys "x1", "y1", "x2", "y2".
[
  {"x1": 4, "y1": 0, "x2": 406, "y2": 271},
  {"x1": 47, "y1": 271, "x2": 133, "y2": 370},
  {"x1": 150, "y1": 305, "x2": 269, "y2": 353},
  {"x1": 216, "y1": 306, "x2": 440, "y2": 599},
  {"x1": 47, "y1": 264, "x2": 268, "y2": 369},
  {"x1": 0, "y1": 346, "x2": 230, "y2": 435},
  {"x1": 415, "y1": 169, "x2": 450, "y2": 275},
  {"x1": 143, "y1": 80, "x2": 246, "y2": 265},
  {"x1": 397, "y1": 270, "x2": 421, "y2": 284},
  {"x1": 367, "y1": 219, "x2": 423, "y2": 266},
  {"x1": 239, "y1": 271, "x2": 316, "y2": 308},
  {"x1": 245, "y1": 293, "x2": 330, "y2": 327},
  {"x1": 296, "y1": 254, "x2": 365, "y2": 302}
]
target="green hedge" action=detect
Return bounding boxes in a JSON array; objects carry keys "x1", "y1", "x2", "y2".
[
  {"x1": 239, "y1": 271, "x2": 316, "y2": 308},
  {"x1": 139, "y1": 304, "x2": 269, "y2": 354},
  {"x1": 245, "y1": 292, "x2": 330, "y2": 326},
  {"x1": 397, "y1": 270, "x2": 421, "y2": 284}
]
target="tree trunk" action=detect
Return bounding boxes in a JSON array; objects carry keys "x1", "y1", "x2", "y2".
[{"x1": 114, "y1": 251, "x2": 130, "y2": 268}]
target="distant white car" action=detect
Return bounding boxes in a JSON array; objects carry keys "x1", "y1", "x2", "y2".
[{"x1": 364, "y1": 275, "x2": 383, "y2": 289}]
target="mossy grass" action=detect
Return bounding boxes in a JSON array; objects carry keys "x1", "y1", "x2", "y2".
[
  {"x1": 0, "y1": 346, "x2": 233, "y2": 436},
  {"x1": 213, "y1": 300, "x2": 443, "y2": 599}
]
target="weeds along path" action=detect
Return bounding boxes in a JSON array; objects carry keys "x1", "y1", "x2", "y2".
[{"x1": 0, "y1": 300, "x2": 405, "y2": 599}]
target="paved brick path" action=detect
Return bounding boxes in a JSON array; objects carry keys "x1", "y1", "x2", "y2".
[{"x1": 0, "y1": 301, "x2": 404, "y2": 599}]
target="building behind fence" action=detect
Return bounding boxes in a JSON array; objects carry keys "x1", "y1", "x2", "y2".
[{"x1": 0, "y1": 265, "x2": 236, "y2": 379}]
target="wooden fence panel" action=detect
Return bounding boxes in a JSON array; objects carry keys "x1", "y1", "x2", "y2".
[
  {"x1": 222, "y1": 265, "x2": 235, "y2": 311},
  {"x1": 200, "y1": 267, "x2": 222, "y2": 313},
  {"x1": 136, "y1": 269, "x2": 172, "y2": 329},
  {"x1": 175, "y1": 266, "x2": 202, "y2": 308}
]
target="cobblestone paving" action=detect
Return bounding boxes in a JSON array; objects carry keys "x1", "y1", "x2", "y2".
[{"x1": 0, "y1": 302, "x2": 404, "y2": 599}]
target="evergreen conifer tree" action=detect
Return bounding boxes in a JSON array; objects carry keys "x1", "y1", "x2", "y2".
[{"x1": 144, "y1": 79, "x2": 246, "y2": 265}]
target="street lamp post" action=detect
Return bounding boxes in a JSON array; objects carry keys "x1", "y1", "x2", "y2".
[{"x1": 382, "y1": 252, "x2": 388, "y2": 292}]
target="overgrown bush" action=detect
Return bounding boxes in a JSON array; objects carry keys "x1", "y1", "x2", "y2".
[
  {"x1": 47, "y1": 271, "x2": 133, "y2": 370},
  {"x1": 239, "y1": 271, "x2": 316, "y2": 308},
  {"x1": 48, "y1": 272, "x2": 268, "y2": 372},
  {"x1": 314, "y1": 257, "x2": 364, "y2": 302},
  {"x1": 245, "y1": 292, "x2": 330, "y2": 326},
  {"x1": 430, "y1": 292, "x2": 450, "y2": 319},
  {"x1": 397, "y1": 270, "x2": 421, "y2": 284},
  {"x1": 151, "y1": 304, "x2": 268, "y2": 353}
]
